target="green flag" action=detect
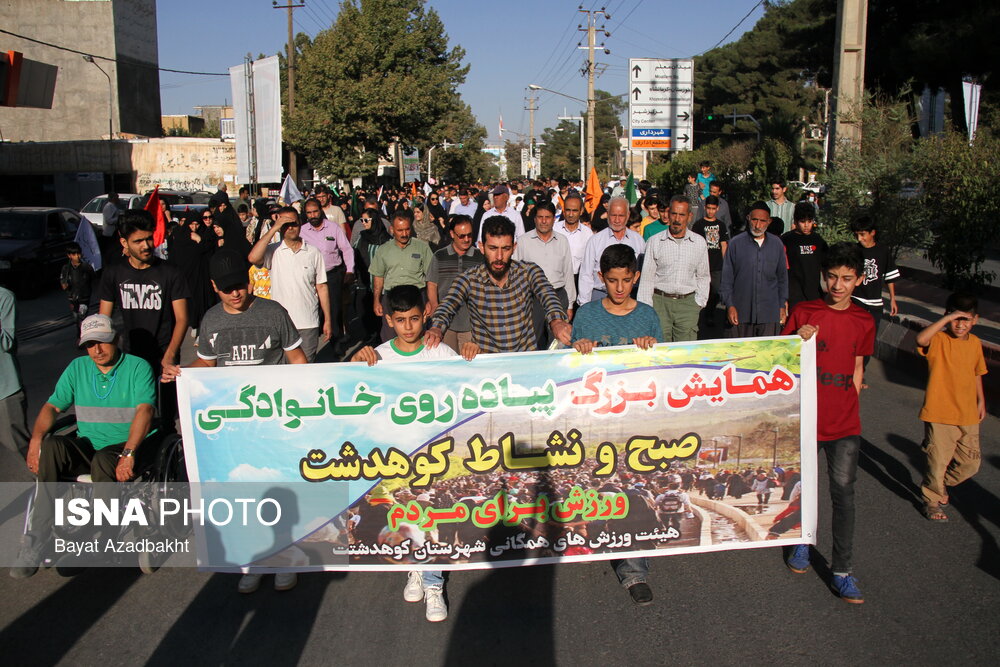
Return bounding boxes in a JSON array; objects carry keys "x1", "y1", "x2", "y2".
[{"x1": 624, "y1": 172, "x2": 638, "y2": 206}]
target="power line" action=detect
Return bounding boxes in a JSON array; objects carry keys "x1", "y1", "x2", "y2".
[
  {"x1": 0, "y1": 27, "x2": 229, "y2": 76},
  {"x1": 701, "y1": 0, "x2": 766, "y2": 54},
  {"x1": 531, "y1": 12, "x2": 581, "y2": 91}
]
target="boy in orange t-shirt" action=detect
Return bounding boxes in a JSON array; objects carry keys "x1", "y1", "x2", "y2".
[{"x1": 915, "y1": 292, "x2": 987, "y2": 521}]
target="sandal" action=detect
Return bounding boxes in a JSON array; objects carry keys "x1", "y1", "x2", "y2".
[{"x1": 923, "y1": 504, "x2": 948, "y2": 522}]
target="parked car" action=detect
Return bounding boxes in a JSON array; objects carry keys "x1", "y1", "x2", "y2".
[
  {"x1": 79, "y1": 193, "x2": 142, "y2": 228},
  {"x1": 139, "y1": 190, "x2": 197, "y2": 209},
  {"x1": 0, "y1": 207, "x2": 84, "y2": 296},
  {"x1": 802, "y1": 181, "x2": 826, "y2": 194}
]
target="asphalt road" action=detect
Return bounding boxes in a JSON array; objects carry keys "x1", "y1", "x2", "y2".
[{"x1": 0, "y1": 289, "x2": 997, "y2": 666}]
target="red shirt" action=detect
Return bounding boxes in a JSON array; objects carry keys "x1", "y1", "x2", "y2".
[{"x1": 782, "y1": 299, "x2": 875, "y2": 441}]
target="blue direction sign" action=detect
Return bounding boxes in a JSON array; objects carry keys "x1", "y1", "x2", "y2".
[{"x1": 632, "y1": 128, "x2": 671, "y2": 138}]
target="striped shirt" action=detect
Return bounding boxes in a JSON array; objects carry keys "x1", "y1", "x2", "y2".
[
  {"x1": 431, "y1": 261, "x2": 565, "y2": 353},
  {"x1": 637, "y1": 229, "x2": 711, "y2": 308}
]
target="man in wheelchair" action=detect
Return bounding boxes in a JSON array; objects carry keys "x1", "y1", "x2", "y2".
[{"x1": 11, "y1": 313, "x2": 157, "y2": 579}]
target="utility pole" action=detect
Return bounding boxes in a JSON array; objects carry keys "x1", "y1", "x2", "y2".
[
  {"x1": 828, "y1": 0, "x2": 868, "y2": 167},
  {"x1": 525, "y1": 91, "x2": 537, "y2": 179},
  {"x1": 579, "y1": 7, "x2": 610, "y2": 180},
  {"x1": 273, "y1": 1, "x2": 304, "y2": 185}
]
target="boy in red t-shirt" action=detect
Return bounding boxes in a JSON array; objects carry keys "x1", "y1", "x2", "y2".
[{"x1": 781, "y1": 242, "x2": 874, "y2": 604}]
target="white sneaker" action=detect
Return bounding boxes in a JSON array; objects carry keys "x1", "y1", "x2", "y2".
[
  {"x1": 424, "y1": 587, "x2": 447, "y2": 622},
  {"x1": 274, "y1": 572, "x2": 298, "y2": 591},
  {"x1": 403, "y1": 570, "x2": 424, "y2": 602},
  {"x1": 238, "y1": 573, "x2": 262, "y2": 594}
]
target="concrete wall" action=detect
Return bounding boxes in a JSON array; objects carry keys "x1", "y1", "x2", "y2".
[
  {"x1": 0, "y1": 137, "x2": 236, "y2": 206},
  {"x1": 0, "y1": 0, "x2": 159, "y2": 141},
  {"x1": 131, "y1": 137, "x2": 236, "y2": 192}
]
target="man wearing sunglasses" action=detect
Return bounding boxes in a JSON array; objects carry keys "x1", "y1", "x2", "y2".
[{"x1": 426, "y1": 215, "x2": 483, "y2": 353}]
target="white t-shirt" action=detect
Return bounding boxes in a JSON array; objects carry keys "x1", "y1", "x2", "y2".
[
  {"x1": 375, "y1": 339, "x2": 458, "y2": 362},
  {"x1": 262, "y1": 240, "x2": 327, "y2": 329}
]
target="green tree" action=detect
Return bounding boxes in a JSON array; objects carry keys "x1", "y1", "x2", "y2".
[
  {"x1": 912, "y1": 132, "x2": 1000, "y2": 289},
  {"x1": 418, "y1": 97, "x2": 492, "y2": 183},
  {"x1": 286, "y1": 0, "x2": 468, "y2": 178},
  {"x1": 822, "y1": 91, "x2": 925, "y2": 251},
  {"x1": 539, "y1": 119, "x2": 582, "y2": 180}
]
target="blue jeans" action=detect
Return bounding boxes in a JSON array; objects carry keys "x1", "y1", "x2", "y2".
[
  {"x1": 820, "y1": 435, "x2": 860, "y2": 573},
  {"x1": 422, "y1": 570, "x2": 444, "y2": 589},
  {"x1": 613, "y1": 558, "x2": 648, "y2": 587}
]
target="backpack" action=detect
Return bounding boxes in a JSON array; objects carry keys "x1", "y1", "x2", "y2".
[{"x1": 658, "y1": 492, "x2": 683, "y2": 513}]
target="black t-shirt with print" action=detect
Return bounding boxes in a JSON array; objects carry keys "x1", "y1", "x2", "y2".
[
  {"x1": 781, "y1": 231, "x2": 828, "y2": 305},
  {"x1": 691, "y1": 218, "x2": 731, "y2": 271},
  {"x1": 99, "y1": 258, "x2": 190, "y2": 367}
]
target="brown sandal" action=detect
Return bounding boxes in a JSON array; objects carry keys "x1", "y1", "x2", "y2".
[{"x1": 923, "y1": 504, "x2": 948, "y2": 522}]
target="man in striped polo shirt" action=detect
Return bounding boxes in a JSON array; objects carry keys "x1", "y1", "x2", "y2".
[{"x1": 11, "y1": 314, "x2": 156, "y2": 579}]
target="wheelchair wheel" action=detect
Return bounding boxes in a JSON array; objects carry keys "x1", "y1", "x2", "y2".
[{"x1": 149, "y1": 434, "x2": 191, "y2": 541}]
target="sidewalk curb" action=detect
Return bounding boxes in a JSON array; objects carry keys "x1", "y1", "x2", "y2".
[{"x1": 875, "y1": 313, "x2": 1000, "y2": 408}]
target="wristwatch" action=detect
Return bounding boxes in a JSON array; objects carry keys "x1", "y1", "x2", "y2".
[{"x1": 119, "y1": 449, "x2": 136, "y2": 459}]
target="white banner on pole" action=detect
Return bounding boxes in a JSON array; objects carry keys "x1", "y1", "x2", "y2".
[
  {"x1": 230, "y1": 56, "x2": 283, "y2": 185},
  {"x1": 963, "y1": 80, "x2": 982, "y2": 144}
]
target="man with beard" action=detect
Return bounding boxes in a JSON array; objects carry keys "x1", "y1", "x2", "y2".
[
  {"x1": 578, "y1": 197, "x2": 645, "y2": 304},
  {"x1": 720, "y1": 202, "x2": 789, "y2": 338},
  {"x1": 636, "y1": 196, "x2": 710, "y2": 341},
  {"x1": 425, "y1": 217, "x2": 571, "y2": 354}
]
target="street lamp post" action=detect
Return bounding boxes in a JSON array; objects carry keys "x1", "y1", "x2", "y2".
[
  {"x1": 83, "y1": 55, "x2": 114, "y2": 191},
  {"x1": 529, "y1": 84, "x2": 591, "y2": 176},
  {"x1": 558, "y1": 115, "x2": 584, "y2": 182}
]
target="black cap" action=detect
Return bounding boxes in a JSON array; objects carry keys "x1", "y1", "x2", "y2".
[{"x1": 210, "y1": 249, "x2": 249, "y2": 290}]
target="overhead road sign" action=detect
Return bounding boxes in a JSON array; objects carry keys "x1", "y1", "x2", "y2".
[{"x1": 628, "y1": 57, "x2": 694, "y2": 152}]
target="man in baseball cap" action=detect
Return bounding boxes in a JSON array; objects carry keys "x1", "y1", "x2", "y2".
[
  {"x1": 160, "y1": 248, "x2": 306, "y2": 593},
  {"x1": 12, "y1": 314, "x2": 157, "y2": 579},
  {"x1": 78, "y1": 313, "x2": 116, "y2": 348}
]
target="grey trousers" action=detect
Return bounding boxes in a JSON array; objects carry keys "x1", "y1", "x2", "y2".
[{"x1": 0, "y1": 389, "x2": 29, "y2": 458}]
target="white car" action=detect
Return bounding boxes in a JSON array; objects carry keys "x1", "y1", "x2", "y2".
[
  {"x1": 802, "y1": 181, "x2": 825, "y2": 194},
  {"x1": 79, "y1": 193, "x2": 143, "y2": 227}
]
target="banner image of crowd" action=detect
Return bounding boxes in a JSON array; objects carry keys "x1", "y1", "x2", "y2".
[{"x1": 177, "y1": 336, "x2": 817, "y2": 572}]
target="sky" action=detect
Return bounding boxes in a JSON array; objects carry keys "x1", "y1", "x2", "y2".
[{"x1": 157, "y1": 0, "x2": 766, "y2": 143}]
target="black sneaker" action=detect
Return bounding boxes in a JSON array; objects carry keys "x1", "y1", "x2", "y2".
[
  {"x1": 9, "y1": 536, "x2": 48, "y2": 580},
  {"x1": 627, "y1": 582, "x2": 653, "y2": 605}
]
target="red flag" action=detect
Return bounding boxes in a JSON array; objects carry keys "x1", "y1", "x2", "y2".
[{"x1": 144, "y1": 185, "x2": 166, "y2": 247}]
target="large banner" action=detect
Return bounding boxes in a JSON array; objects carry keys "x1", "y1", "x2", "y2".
[
  {"x1": 177, "y1": 337, "x2": 817, "y2": 572},
  {"x1": 230, "y1": 55, "x2": 282, "y2": 184}
]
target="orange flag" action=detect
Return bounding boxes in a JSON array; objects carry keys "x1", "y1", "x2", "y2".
[
  {"x1": 143, "y1": 185, "x2": 166, "y2": 247},
  {"x1": 584, "y1": 166, "x2": 603, "y2": 215}
]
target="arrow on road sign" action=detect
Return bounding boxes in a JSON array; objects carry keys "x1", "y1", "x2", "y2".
[
  {"x1": 677, "y1": 134, "x2": 690, "y2": 143},
  {"x1": 632, "y1": 87, "x2": 641, "y2": 101},
  {"x1": 632, "y1": 64, "x2": 641, "y2": 77},
  {"x1": 677, "y1": 111, "x2": 690, "y2": 122}
]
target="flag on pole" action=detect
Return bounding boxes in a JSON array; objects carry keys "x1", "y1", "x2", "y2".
[
  {"x1": 279, "y1": 174, "x2": 303, "y2": 204},
  {"x1": 143, "y1": 185, "x2": 166, "y2": 247},
  {"x1": 377, "y1": 186, "x2": 384, "y2": 202},
  {"x1": 584, "y1": 167, "x2": 602, "y2": 215},
  {"x1": 624, "y1": 172, "x2": 638, "y2": 206},
  {"x1": 499, "y1": 113, "x2": 504, "y2": 140},
  {"x1": 331, "y1": 185, "x2": 341, "y2": 198},
  {"x1": 74, "y1": 211, "x2": 102, "y2": 271}
]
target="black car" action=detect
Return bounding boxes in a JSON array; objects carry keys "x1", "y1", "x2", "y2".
[{"x1": 0, "y1": 207, "x2": 83, "y2": 296}]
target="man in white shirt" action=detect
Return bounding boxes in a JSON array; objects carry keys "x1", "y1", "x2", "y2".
[
  {"x1": 577, "y1": 197, "x2": 644, "y2": 304},
  {"x1": 637, "y1": 195, "x2": 710, "y2": 341},
  {"x1": 514, "y1": 202, "x2": 576, "y2": 348},
  {"x1": 248, "y1": 207, "x2": 331, "y2": 361},
  {"x1": 449, "y1": 188, "x2": 478, "y2": 218},
  {"x1": 553, "y1": 192, "x2": 593, "y2": 288},
  {"x1": 478, "y1": 184, "x2": 525, "y2": 242}
]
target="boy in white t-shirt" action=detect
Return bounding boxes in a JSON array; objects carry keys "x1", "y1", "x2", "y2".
[{"x1": 352, "y1": 284, "x2": 478, "y2": 622}]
